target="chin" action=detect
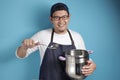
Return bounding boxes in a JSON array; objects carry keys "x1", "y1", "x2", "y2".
[
  {"x1": 55, "y1": 26, "x2": 67, "y2": 33},
  {"x1": 59, "y1": 27, "x2": 65, "y2": 30}
]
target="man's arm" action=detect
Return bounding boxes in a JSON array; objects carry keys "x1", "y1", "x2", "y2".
[{"x1": 17, "y1": 46, "x2": 28, "y2": 58}]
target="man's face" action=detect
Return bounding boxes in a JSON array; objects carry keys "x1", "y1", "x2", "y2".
[{"x1": 50, "y1": 10, "x2": 70, "y2": 34}]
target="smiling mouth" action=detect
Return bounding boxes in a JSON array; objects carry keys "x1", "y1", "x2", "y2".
[{"x1": 58, "y1": 23, "x2": 65, "y2": 27}]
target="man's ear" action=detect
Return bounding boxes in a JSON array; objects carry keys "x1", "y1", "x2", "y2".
[
  {"x1": 68, "y1": 14, "x2": 71, "y2": 18},
  {"x1": 49, "y1": 16, "x2": 53, "y2": 22}
]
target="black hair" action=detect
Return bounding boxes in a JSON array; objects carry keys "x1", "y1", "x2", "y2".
[{"x1": 50, "y1": 3, "x2": 69, "y2": 17}]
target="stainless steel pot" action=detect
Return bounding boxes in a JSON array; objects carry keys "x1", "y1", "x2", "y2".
[{"x1": 65, "y1": 49, "x2": 89, "y2": 80}]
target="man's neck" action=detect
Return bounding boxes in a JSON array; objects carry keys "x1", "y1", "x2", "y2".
[{"x1": 54, "y1": 29, "x2": 68, "y2": 34}]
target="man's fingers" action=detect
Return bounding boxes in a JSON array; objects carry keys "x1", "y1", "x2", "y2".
[
  {"x1": 82, "y1": 66, "x2": 93, "y2": 76},
  {"x1": 82, "y1": 60, "x2": 96, "y2": 76},
  {"x1": 22, "y1": 39, "x2": 39, "y2": 48},
  {"x1": 34, "y1": 42, "x2": 40, "y2": 46}
]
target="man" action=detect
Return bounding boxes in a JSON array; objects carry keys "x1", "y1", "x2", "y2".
[{"x1": 16, "y1": 2, "x2": 96, "y2": 80}]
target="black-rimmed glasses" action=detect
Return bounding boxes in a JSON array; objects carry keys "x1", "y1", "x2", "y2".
[{"x1": 52, "y1": 15, "x2": 69, "y2": 21}]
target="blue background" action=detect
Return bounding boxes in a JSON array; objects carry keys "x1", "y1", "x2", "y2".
[{"x1": 0, "y1": 0, "x2": 120, "y2": 80}]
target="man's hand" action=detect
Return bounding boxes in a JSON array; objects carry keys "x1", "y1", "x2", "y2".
[
  {"x1": 22, "y1": 39, "x2": 39, "y2": 48},
  {"x1": 82, "y1": 60, "x2": 96, "y2": 76},
  {"x1": 17, "y1": 39, "x2": 39, "y2": 58}
]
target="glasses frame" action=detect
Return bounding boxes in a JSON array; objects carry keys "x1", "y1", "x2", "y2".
[{"x1": 52, "y1": 15, "x2": 69, "y2": 21}]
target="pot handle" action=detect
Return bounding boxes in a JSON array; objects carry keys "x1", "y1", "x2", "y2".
[
  {"x1": 87, "y1": 50, "x2": 94, "y2": 54},
  {"x1": 59, "y1": 56, "x2": 66, "y2": 61}
]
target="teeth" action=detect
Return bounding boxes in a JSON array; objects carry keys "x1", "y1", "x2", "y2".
[
  {"x1": 58, "y1": 24, "x2": 64, "y2": 27},
  {"x1": 59, "y1": 25, "x2": 63, "y2": 27}
]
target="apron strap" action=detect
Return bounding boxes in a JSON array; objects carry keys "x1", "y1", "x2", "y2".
[
  {"x1": 67, "y1": 29, "x2": 75, "y2": 45},
  {"x1": 50, "y1": 28, "x2": 54, "y2": 43},
  {"x1": 50, "y1": 28, "x2": 75, "y2": 45}
]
